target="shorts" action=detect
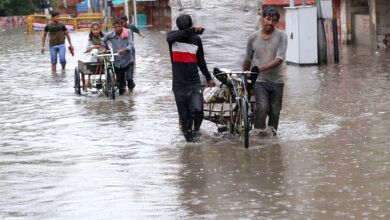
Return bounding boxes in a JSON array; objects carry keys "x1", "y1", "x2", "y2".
[{"x1": 49, "y1": 44, "x2": 66, "y2": 64}]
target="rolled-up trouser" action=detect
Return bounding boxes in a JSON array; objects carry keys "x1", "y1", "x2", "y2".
[
  {"x1": 49, "y1": 44, "x2": 66, "y2": 64},
  {"x1": 173, "y1": 84, "x2": 204, "y2": 136},
  {"x1": 254, "y1": 82, "x2": 284, "y2": 130}
]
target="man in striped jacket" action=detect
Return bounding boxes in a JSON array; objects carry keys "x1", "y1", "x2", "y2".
[{"x1": 167, "y1": 14, "x2": 214, "y2": 142}]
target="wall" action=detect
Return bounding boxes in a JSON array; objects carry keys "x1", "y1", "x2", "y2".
[
  {"x1": 376, "y1": 0, "x2": 390, "y2": 36},
  {"x1": 151, "y1": 0, "x2": 171, "y2": 29},
  {"x1": 0, "y1": 16, "x2": 28, "y2": 29},
  {"x1": 354, "y1": 14, "x2": 370, "y2": 46},
  {"x1": 345, "y1": 0, "x2": 369, "y2": 43}
]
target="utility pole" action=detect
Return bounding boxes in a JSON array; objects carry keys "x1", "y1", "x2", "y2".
[
  {"x1": 124, "y1": 0, "x2": 129, "y2": 20},
  {"x1": 104, "y1": 0, "x2": 108, "y2": 32},
  {"x1": 133, "y1": 0, "x2": 138, "y2": 26},
  {"x1": 88, "y1": 0, "x2": 91, "y2": 13},
  {"x1": 368, "y1": 0, "x2": 377, "y2": 51},
  {"x1": 332, "y1": 0, "x2": 339, "y2": 63},
  {"x1": 316, "y1": 0, "x2": 327, "y2": 64}
]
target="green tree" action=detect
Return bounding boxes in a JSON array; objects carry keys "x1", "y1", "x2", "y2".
[{"x1": 0, "y1": 0, "x2": 39, "y2": 16}]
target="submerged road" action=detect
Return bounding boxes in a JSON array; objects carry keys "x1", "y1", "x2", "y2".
[{"x1": 1, "y1": 24, "x2": 390, "y2": 219}]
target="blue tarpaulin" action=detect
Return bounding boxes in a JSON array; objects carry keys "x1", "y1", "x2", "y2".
[{"x1": 76, "y1": 0, "x2": 99, "y2": 12}]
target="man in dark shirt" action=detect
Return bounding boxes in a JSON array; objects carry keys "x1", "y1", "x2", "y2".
[
  {"x1": 167, "y1": 14, "x2": 214, "y2": 142},
  {"x1": 120, "y1": 15, "x2": 145, "y2": 61},
  {"x1": 120, "y1": 15, "x2": 146, "y2": 39},
  {"x1": 41, "y1": 11, "x2": 73, "y2": 72}
]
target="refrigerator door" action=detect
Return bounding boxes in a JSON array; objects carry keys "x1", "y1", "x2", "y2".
[{"x1": 286, "y1": 8, "x2": 300, "y2": 64}]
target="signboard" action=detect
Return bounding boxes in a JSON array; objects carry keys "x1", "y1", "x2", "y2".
[
  {"x1": 77, "y1": 23, "x2": 103, "y2": 29},
  {"x1": 32, "y1": 22, "x2": 75, "y2": 32},
  {"x1": 65, "y1": 24, "x2": 76, "y2": 31}
]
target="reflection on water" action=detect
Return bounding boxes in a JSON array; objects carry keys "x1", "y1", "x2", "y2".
[{"x1": 1, "y1": 11, "x2": 390, "y2": 219}]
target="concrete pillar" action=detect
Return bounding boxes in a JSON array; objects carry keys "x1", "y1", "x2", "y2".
[
  {"x1": 290, "y1": 0, "x2": 295, "y2": 8},
  {"x1": 340, "y1": 0, "x2": 347, "y2": 44},
  {"x1": 133, "y1": 0, "x2": 138, "y2": 27},
  {"x1": 346, "y1": 0, "x2": 352, "y2": 43},
  {"x1": 124, "y1": 0, "x2": 129, "y2": 20},
  {"x1": 369, "y1": 0, "x2": 377, "y2": 50}
]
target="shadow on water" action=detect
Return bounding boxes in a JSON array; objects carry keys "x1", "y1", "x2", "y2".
[{"x1": 179, "y1": 143, "x2": 289, "y2": 218}]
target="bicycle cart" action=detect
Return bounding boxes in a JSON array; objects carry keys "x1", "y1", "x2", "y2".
[
  {"x1": 74, "y1": 50, "x2": 118, "y2": 100},
  {"x1": 203, "y1": 68, "x2": 258, "y2": 148}
]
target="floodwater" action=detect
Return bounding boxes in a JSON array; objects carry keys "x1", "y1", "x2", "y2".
[{"x1": 1, "y1": 6, "x2": 390, "y2": 220}]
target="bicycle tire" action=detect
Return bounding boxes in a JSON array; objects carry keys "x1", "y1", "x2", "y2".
[
  {"x1": 74, "y1": 67, "x2": 81, "y2": 95},
  {"x1": 108, "y1": 69, "x2": 115, "y2": 100}
]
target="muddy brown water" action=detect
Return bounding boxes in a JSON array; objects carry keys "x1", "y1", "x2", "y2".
[{"x1": 1, "y1": 8, "x2": 390, "y2": 219}]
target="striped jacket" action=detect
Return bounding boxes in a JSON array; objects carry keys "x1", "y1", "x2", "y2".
[{"x1": 167, "y1": 28, "x2": 212, "y2": 89}]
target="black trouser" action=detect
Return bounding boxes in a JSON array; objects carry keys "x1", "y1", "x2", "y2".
[
  {"x1": 115, "y1": 64, "x2": 135, "y2": 92},
  {"x1": 254, "y1": 82, "x2": 284, "y2": 130},
  {"x1": 173, "y1": 84, "x2": 204, "y2": 139}
]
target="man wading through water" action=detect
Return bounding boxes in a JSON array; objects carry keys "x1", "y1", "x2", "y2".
[
  {"x1": 243, "y1": 6, "x2": 287, "y2": 136},
  {"x1": 167, "y1": 14, "x2": 214, "y2": 142},
  {"x1": 102, "y1": 19, "x2": 135, "y2": 95},
  {"x1": 41, "y1": 11, "x2": 74, "y2": 72}
]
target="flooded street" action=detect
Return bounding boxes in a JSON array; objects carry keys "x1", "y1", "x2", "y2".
[{"x1": 1, "y1": 6, "x2": 390, "y2": 219}]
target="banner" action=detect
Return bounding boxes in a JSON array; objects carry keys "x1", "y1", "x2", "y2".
[
  {"x1": 0, "y1": 17, "x2": 14, "y2": 28},
  {"x1": 32, "y1": 22, "x2": 47, "y2": 31}
]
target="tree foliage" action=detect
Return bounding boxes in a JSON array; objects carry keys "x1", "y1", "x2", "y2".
[
  {"x1": 0, "y1": 0, "x2": 39, "y2": 16},
  {"x1": 0, "y1": 0, "x2": 60, "y2": 16}
]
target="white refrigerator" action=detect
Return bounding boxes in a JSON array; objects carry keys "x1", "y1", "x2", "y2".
[{"x1": 285, "y1": 6, "x2": 318, "y2": 65}]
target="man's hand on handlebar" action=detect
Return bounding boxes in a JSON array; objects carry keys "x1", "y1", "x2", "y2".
[
  {"x1": 118, "y1": 49, "x2": 128, "y2": 55},
  {"x1": 102, "y1": 48, "x2": 107, "y2": 54}
]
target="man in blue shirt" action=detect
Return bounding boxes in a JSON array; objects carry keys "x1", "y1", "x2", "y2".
[{"x1": 102, "y1": 19, "x2": 135, "y2": 95}]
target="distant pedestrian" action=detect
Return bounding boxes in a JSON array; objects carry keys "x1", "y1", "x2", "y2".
[
  {"x1": 243, "y1": 6, "x2": 288, "y2": 136},
  {"x1": 120, "y1": 15, "x2": 145, "y2": 67},
  {"x1": 120, "y1": 15, "x2": 146, "y2": 39},
  {"x1": 41, "y1": 11, "x2": 73, "y2": 72},
  {"x1": 167, "y1": 14, "x2": 214, "y2": 142}
]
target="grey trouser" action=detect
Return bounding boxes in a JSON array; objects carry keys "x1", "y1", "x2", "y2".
[
  {"x1": 125, "y1": 64, "x2": 135, "y2": 89},
  {"x1": 254, "y1": 82, "x2": 284, "y2": 130}
]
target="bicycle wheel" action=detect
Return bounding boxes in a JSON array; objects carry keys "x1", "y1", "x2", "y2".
[
  {"x1": 237, "y1": 98, "x2": 249, "y2": 148},
  {"x1": 74, "y1": 67, "x2": 81, "y2": 95},
  {"x1": 107, "y1": 69, "x2": 115, "y2": 100}
]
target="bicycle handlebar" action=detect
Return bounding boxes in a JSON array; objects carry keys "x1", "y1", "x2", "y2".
[
  {"x1": 214, "y1": 71, "x2": 258, "y2": 76},
  {"x1": 95, "y1": 53, "x2": 120, "y2": 57}
]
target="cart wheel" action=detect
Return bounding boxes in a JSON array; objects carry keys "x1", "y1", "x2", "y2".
[
  {"x1": 74, "y1": 67, "x2": 81, "y2": 95},
  {"x1": 238, "y1": 98, "x2": 249, "y2": 148},
  {"x1": 107, "y1": 69, "x2": 115, "y2": 100}
]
